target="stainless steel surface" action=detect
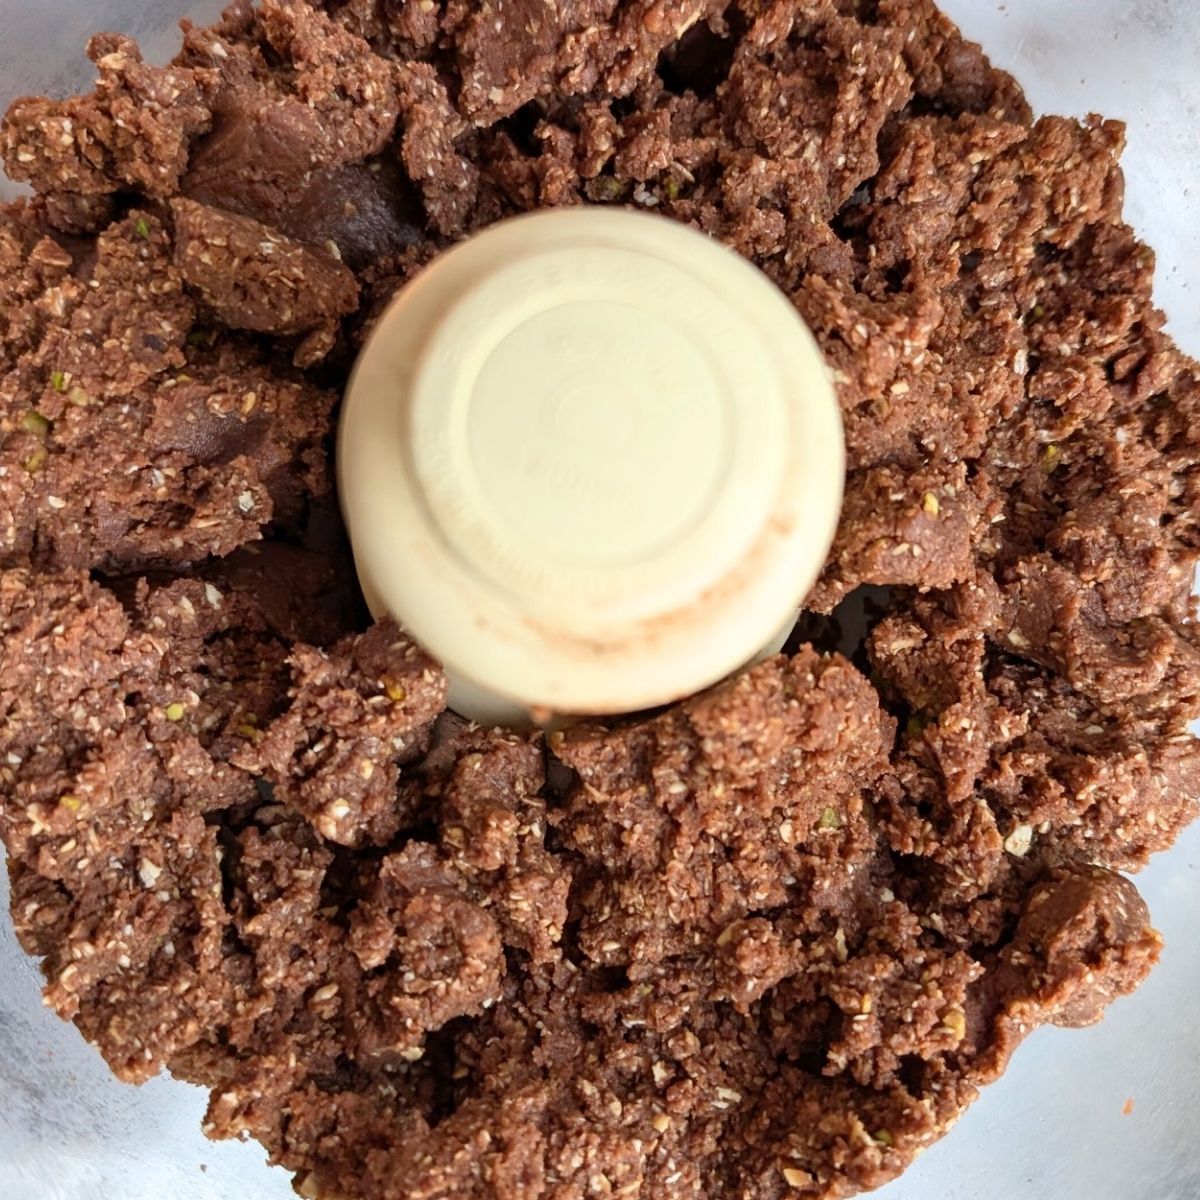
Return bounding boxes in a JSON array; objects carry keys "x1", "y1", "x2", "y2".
[{"x1": 2, "y1": 2, "x2": 1198, "y2": 1198}]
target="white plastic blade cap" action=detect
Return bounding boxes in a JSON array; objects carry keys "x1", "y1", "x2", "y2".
[{"x1": 339, "y1": 209, "x2": 844, "y2": 724}]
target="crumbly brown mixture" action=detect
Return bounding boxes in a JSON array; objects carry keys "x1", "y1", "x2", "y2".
[{"x1": 2, "y1": 2, "x2": 1198, "y2": 1198}]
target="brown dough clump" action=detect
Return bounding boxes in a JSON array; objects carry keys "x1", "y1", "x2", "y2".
[
  {"x1": 172, "y1": 197, "x2": 361, "y2": 342},
  {"x1": 1, "y1": 2, "x2": 1197, "y2": 1198}
]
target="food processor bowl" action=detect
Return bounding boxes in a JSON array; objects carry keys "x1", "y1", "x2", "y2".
[{"x1": 1, "y1": 2, "x2": 1198, "y2": 1198}]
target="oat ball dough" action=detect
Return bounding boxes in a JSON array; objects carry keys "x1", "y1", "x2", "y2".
[{"x1": 2, "y1": 3, "x2": 1199, "y2": 1198}]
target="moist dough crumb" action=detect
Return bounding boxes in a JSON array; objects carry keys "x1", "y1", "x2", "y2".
[{"x1": 1, "y1": 2, "x2": 1198, "y2": 1198}]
